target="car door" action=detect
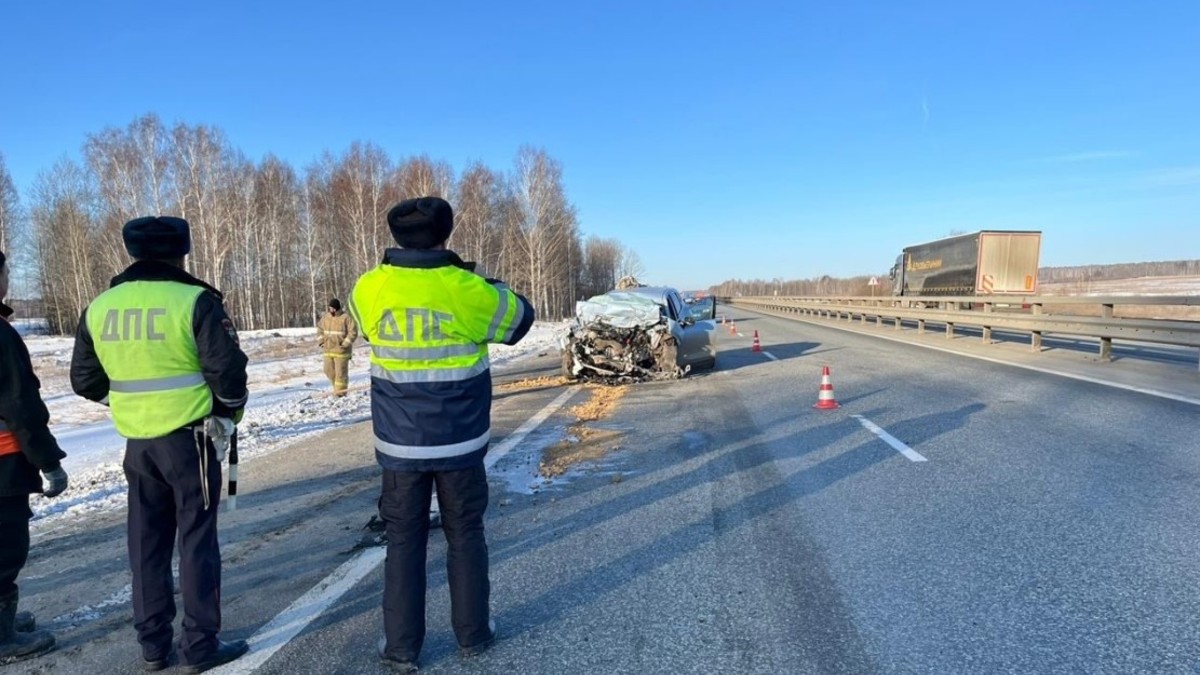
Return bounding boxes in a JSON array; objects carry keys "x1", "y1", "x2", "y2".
[
  {"x1": 666, "y1": 290, "x2": 707, "y2": 367},
  {"x1": 662, "y1": 291, "x2": 687, "y2": 365},
  {"x1": 684, "y1": 295, "x2": 717, "y2": 365}
]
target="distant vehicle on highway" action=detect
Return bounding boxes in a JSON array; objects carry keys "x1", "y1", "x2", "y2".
[
  {"x1": 562, "y1": 286, "x2": 718, "y2": 383},
  {"x1": 890, "y1": 230, "x2": 1042, "y2": 297}
]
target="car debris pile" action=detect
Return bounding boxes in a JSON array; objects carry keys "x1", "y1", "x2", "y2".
[
  {"x1": 562, "y1": 291, "x2": 686, "y2": 384},
  {"x1": 615, "y1": 275, "x2": 645, "y2": 290}
]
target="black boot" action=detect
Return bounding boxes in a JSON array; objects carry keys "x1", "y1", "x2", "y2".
[
  {"x1": 377, "y1": 636, "x2": 419, "y2": 673},
  {"x1": 183, "y1": 639, "x2": 248, "y2": 673},
  {"x1": 13, "y1": 611, "x2": 35, "y2": 632},
  {"x1": 459, "y1": 618, "x2": 496, "y2": 657},
  {"x1": 0, "y1": 595, "x2": 55, "y2": 664}
]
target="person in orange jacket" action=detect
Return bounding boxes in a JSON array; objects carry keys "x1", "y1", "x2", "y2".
[{"x1": 0, "y1": 248, "x2": 66, "y2": 664}]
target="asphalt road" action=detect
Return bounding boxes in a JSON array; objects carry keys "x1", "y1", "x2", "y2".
[{"x1": 7, "y1": 311, "x2": 1200, "y2": 674}]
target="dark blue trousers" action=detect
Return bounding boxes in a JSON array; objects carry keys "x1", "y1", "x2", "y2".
[
  {"x1": 0, "y1": 494, "x2": 31, "y2": 603},
  {"x1": 124, "y1": 428, "x2": 222, "y2": 664},
  {"x1": 380, "y1": 461, "x2": 491, "y2": 662}
]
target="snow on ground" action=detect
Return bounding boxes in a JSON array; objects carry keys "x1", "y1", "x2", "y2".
[
  {"x1": 1040, "y1": 275, "x2": 1200, "y2": 296},
  {"x1": 24, "y1": 321, "x2": 568, "y2": 532}
]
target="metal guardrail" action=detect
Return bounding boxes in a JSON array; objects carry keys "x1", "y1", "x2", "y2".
[{"x1": 728, "y1": 295, "x2": 1200, "y2": 370}]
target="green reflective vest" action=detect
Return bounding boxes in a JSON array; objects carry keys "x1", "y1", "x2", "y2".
[
  {"x1": 350, "y1": 265, "x2": 514, "y2": 384},
  {"x1": 87, "y1": 281, "x2": 212, "y2": 439}
]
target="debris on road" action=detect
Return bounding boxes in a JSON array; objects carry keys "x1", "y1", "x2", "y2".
[
  {"x1": 539, "y1": 385, "x2": 629, "y2": 478},
  {"x1": 349, "y1": 508, "x2": 443, "y2": 552},
  {"x1": 568, "y1": 385, "x2": 628, "y2": 422},
  {"x1": 497, "y1": 375, "x2": 570, "y2": 391}
]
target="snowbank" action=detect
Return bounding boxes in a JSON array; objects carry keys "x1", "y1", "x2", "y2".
[{"x1": 27, "y1": 321, "x2": 568, "y2": 531}]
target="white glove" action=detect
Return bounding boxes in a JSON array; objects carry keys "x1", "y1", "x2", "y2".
[{"x1": 204, "y1": 416, "x2": 235, "y2": 462}]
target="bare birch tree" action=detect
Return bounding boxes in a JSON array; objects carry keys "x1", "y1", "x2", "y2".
[
  {"x1": 29, "y1": 159, "x2": 101, "y2": 333},
  {"x1": 452, "y1": 163, "x2": 504, "y2": 274},
  {"x1": 510, "y1": 146, "x2": 578, "y2": 318},
  {"x1": 0, "y1": 152, "x2": 18, "y2": 256},
  {"x1": 616, "y1": 245, "x2": 645, "y2": 280},
  {"x1": 19, "y1": 115, "x2": 641, "y2": 331}
]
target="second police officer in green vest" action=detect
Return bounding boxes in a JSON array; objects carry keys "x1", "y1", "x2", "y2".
[
  {"x1": 351, "y1": 197, "x2": 535, "y2": 673},
  {"x1": 70, "y1": 217, "x2": 250, "y2": 673}
]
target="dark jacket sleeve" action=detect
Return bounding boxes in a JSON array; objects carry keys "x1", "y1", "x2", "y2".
[
  {"x1": 70, "y1": 307, "x2": 111, "y2": 404},
  {"x1": 193, "y1": 292, "x2": 249, "y2": 419},
  {"x1": 0, "y1": 325, "x2": 66, "y2": 472}
]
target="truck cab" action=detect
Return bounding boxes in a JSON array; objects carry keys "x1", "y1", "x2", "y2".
[{"x1": 889, "y1": 254, "x2": 905, "y2": 295}]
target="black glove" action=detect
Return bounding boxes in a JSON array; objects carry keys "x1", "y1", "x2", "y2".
[{"x1": 42, "y1": 467, "x2": 69, "y2": 498}]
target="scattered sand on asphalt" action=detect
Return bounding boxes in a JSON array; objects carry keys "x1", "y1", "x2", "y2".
[
  {"x1": 567, "y1": 385, "x2": 627, "y2": 422},
  {"x1": 498, "y1": 375, "x2": 570, "y2": 391},
  {"x1": 539, "y1": 385, "x2": 629, "y2": 478}
]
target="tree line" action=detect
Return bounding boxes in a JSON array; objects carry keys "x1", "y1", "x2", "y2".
[
  {"x1": 714, "y1": 259, "x2": 1200, "y2": 299},
  {"x1": 1039, "y1": 260, "x2": 1200, "y2": 283},
  {"x1": 711, "y1": 275, "x2": 883, "y2": 298},
  {"x1": 0, "y1": 115, "x2": 644, "y2": 334}
]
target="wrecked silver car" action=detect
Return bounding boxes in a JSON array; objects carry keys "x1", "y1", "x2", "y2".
[{"x1": 562, "y1": 286, "x2": 718, "y2": 383}]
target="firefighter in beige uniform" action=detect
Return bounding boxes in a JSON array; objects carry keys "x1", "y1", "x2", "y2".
[{"x1": 317, "y1": 299, "x2": 357, "y2": 396}]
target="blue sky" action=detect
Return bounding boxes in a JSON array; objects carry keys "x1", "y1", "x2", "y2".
[{"x1": 2, "y1": 0, "x2": 1197, "y2": 290}]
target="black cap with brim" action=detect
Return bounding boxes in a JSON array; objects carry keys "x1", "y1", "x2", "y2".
[
  {"x1": 387, "y1": 197, "x2": 453, "y2": 249},
  {"x1": 123, "y1": 216, "x2": 191, "y2": 259}
]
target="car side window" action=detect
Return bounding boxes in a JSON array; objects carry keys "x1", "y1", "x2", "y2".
[{"x1": 666, "y1": 292, "x2": 682, "y2": 322}]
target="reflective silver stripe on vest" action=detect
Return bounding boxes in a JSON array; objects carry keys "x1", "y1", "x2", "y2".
[
  {"x1": 369, "y1": 358, "x2": 489, "y2": 384},
  {"x1": 484, "y1": 286, "x2": 510, "y2": 342},
  {"x1": 371, "y1": 344, "x2": 480, "y2": 361},
  {"x1": 109, "y1": 372, "x2": 206, "y2": 393},
  {"x1": 374, "y1": 428, "x2": 491, "y2": 459},
  {"x1": 500, "y1": 295, "x2": 527, "y2": 344}
]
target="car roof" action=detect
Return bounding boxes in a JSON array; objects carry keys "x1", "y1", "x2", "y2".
[{"x1": 615, "y1": 286, "x2": 677, "y2": 306}]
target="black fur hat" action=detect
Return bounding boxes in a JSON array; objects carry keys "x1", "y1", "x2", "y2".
[
  {"x1": 386, "y1": 197, "x2": 453, "y2": 249},
  {"x1": 123, "y1": 216, "x2": 192, "y2": 259}
]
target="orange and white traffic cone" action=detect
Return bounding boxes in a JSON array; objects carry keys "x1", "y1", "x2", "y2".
[
  {"x1": 814, "y1": 366, "x2": 839, "y2": 410},
  {"x1": 751, "y1": 330, "x2": 762, "y2": 352}
]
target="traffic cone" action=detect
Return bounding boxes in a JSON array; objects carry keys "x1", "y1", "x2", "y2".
[
  {"x1": 719, "y1": 315, "x2": 726, "y2": 325},
  {"x1": 729, "y1": 321, "x2": 737, "y2": 335},
  {"x1": 814, "y1": 366, "x2": 839, "y2": 410},
  {"x1": 751, "y1": 330, "x2": 762, "y2": 352}
]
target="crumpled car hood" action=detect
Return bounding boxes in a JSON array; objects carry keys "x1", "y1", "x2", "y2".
[
  {"x1": 562, "y1": 293, "x2": 686, "y2": 384},
  {"x1": 574, "y1": 292, "x2": 663, "y2": 329}
]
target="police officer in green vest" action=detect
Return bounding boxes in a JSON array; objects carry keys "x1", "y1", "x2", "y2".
[
  {"x1": 351, "y1": 197, "x2": 534, "y2": 673},
  {"x1": 70, "y1": 217, "x2": 250, "y2": 673}
]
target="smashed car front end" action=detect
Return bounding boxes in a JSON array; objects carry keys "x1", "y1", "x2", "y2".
[{"x1": 562, "y1": 292, "x2": 685, "y2": 384}]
